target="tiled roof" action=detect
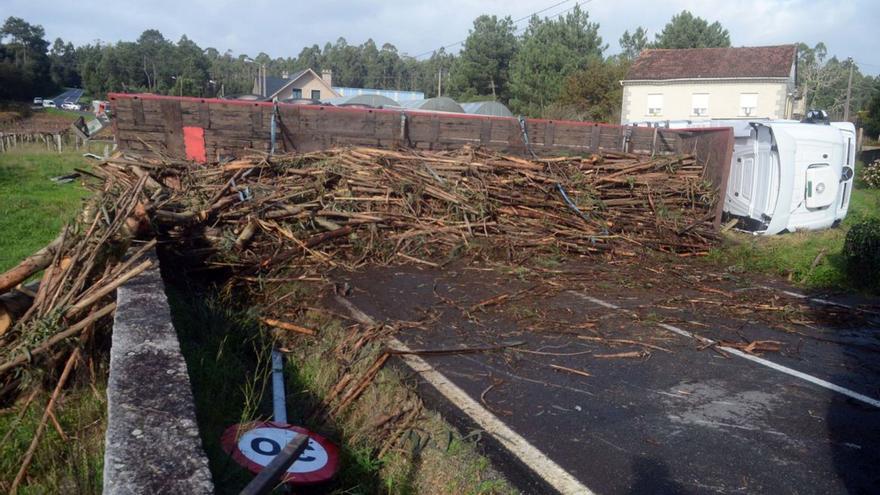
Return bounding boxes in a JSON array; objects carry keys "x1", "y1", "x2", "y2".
[
  {"x1": 264, "y1": 69, "x2": 308, "y2": 97},
  {"x1": 625, "y1": 45, "x2": 797, "y2": 80}
]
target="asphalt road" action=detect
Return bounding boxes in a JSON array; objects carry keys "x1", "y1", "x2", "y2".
[
  {"x1": 333, "y1": 261, "x2": 880, "y2": 494},
  {"x1": 48, "y1": 87, "x2": 84, "y2": 105}
]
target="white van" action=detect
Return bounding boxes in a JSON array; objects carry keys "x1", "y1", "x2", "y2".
[{"x1": 719, "y1": 119, "x2": 855, "y2": 234}]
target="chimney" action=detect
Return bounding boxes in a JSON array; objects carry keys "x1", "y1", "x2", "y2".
[
  {"x1": 321, "y1": 69, "x2": 332, "y2": 87},
  {"x1": 282, "y1": 70, "x2": 289, "y2": 79}
]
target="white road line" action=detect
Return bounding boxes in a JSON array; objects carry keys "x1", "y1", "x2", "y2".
[
  {"x1": 334, "y1": 295, "x2": 595, "y2": 495},
  {"x1": 757, "y1": 285, "x2": 880, "y2": 316},
  {"x1": 572, "y1": 292, "x2": 880, "y2": 410},
  {"x1": 577, "y1": 295, "x2": 620, "y2": 310},
  {"x1": 392, "y1": 338, "x2": 596, "y2": 495}
]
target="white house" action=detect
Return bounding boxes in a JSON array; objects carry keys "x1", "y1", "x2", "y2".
[{"x1": 620, "y1": 45, "x2": 798, "y2": 125}]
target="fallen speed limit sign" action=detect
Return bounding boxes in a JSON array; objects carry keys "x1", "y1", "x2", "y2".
[{"x1": 222, "y1": 422, "x2": 340, "y2": 485}]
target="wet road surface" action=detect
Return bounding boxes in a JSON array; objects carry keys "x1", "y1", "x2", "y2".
[{"x1": 332, "y1": 260, "x2": 880, "y2": 494}]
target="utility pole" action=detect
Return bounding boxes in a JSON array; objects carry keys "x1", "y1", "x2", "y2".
[
  {"x1": 437, "y1": 68, "x2": 442, "y2": 97},
  {"x1": 490, "y1": 78, "x2": 496, "y2": 100},
  {"x1": 844, "y1": 58, "x2": 854, "y2": 121}
]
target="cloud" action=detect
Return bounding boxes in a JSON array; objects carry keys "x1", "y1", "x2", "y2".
[{"x1": 3, "y1": 0, "x2": 878, "y2": 74}]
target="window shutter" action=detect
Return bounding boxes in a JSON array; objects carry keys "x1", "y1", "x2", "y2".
[
  {"x1": 692, "y1": 94, "x2": 709, "y2": 116},
  {"x1": 647, "y1": 94, "x2": 663, "y2": 116},
  {"x1": 740, "y1": 93, "x2": 758, "y2": 116}
]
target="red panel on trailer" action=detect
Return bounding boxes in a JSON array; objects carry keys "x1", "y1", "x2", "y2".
[{"x1": 183, "y1": 126, "x2": 206, "y2": 163}]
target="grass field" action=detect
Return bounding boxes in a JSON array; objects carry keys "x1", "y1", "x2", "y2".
[
  {"x1": 0, "y1": 147, "x2": 90, "y2": 272},
  {"x1": 0, "y1": 377, "x2": 107, "y2": 494},
  {"x1": 42, "y1": 108, "x2": 84, "y2": 120},
  {"x1": 0, "y1": 146, "x2": 105, "y2": 494},
  {"x1": 710, "y1": 185, "x2": 880, "y2": 292}
]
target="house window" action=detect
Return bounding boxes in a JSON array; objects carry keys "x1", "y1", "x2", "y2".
[
  {"x1": 291, "y1": 88, "x2": 302, "y2": 99},
  {"x1": 647, "y1": 94, "x2": 663, "y2": 116},
  {"x1": 740, "y1": 93, "x2": 758, "y2": 116},
  {"x1": 311, "y1": 90, "x2": 321, "y2": 100},
  {"x1": 692, "y1": 93, "x2": 709, "y2": 116}
]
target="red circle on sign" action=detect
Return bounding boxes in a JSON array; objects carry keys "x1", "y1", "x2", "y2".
[{"x1": 221, "y1": 421, "x2": 340, "y2": 485}]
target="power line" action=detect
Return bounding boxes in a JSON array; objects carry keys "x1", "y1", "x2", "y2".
[
  {"x1": 512, "y1": 0, "x2": 574, "y2": 24},
  {"x1": 411, "y1": 0, "x2": 579, "y2": 60},
  {"x1": 511, "y1": 1, "x2": 587, "y2": 37},
  {"x1": 853, "y1": 59, "x2": 880, "y2": 69}
]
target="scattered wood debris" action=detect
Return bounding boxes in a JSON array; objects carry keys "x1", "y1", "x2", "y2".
[
  {"x1": 593, "y1": 350, "x2": 650, "y2": 359},
  {"x1": 549, "y1": 364, "x2": 592, "y2": 378},
  {"x1": 0, "y1": 143, "x2": 719, "y2": 471},
  {"x1": 719, "y1": 340, "x2": 783, "y2": 355}
]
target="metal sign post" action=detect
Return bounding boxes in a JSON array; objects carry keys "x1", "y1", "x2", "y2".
[{"x1": 271, "y1": 349, "x2": 287, "y2": 424}]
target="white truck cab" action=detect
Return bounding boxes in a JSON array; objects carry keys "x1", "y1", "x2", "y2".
[{"x1": 723, "y1": 119, "x2": 855, "y2": 234}]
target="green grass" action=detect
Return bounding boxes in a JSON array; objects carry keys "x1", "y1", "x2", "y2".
[
  {"x1": 41, "y1": 108, "x2": 84, "y2": 120},
  {"x1": 0, "y1": 377, "x2": 107, "y2": 494},
  {"x1": 165, "y1": 284, "x2": 273, "y2": 493},
  {"x1": 710, "y1": 186, "x2": 880, "y2": 292},
  {"x1": 0, "y1": 147, "x2": 91, "y2": 272}
]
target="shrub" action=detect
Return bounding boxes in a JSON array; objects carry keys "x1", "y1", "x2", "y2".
[
  {"x1": 843, "y1": 218, "x2": 880, "y2": 290},
  {"x1": 861, "y1": 159, "x2": 880, "y2": 189}
]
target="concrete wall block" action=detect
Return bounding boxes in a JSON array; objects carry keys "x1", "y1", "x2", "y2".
[{"x1": 103, "y1": 250, "x2": 214, "y2": 495}]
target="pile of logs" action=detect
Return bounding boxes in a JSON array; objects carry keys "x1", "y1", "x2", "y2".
[{"x1": 120, "y1": 146, "x2": 717, "y2": 270}]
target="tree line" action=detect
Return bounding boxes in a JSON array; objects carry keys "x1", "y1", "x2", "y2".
[{"x1": 1, "y1": 9, "x2": 878, "y2": 124}]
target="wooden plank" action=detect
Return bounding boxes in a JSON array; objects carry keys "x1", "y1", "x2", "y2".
[
  {"x1": 160, "y1": 100, "x2": 185, "y2": 157},
  {"x1": 430, "y1": 115, "x2": 440, "y2": 150},
  {"x1": 132, "y1": 99, "x2": 145, "y2": 126},
  {"x1": 239, "y1": 434, "x2": 309, "y2": 495},
  {"x1": 251, "y1": 106, "x2": 263, "y2": 133},
  {"x1": 199, "y1": 101, "x2": 211, "y2": 127},
  {"x1": 590, "y1": 125, "x2": 600, "y2": 152},
  {"x1": 544, "y1": 121, "x2": 556, "y2": 148},
  {"x1": 479, "y1": 119, "x2": 491, "y2": 146}
]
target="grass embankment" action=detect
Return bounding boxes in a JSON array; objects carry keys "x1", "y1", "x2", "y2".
[
  {"x1": 0, "y1": 147, "x2": 91, "y2": 272},
  {"x1": 0, "y1": 146, "x2": 105, "y2": 494},
  {"x1": 167, "y1": 278, "x2": 515, "y2": 495},
  {"x1": 41, "y1": 108, "x2": 83, "y2": 121},
  {"x1": 710, "y1": 185, "x2": 880, "y2": 292}
]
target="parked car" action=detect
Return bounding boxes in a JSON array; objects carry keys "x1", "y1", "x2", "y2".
[
  {"x1": 33, "y1": 97, "x2": 43, "y2": 105},
  {"x1": 42, "y1": 100, "x2": 56, "y2": 108},
  {"x1": 61, "y1": 102, "x2": 80, "y2": 111}
]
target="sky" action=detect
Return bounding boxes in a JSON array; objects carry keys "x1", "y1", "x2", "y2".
[{"x1": 3, "y1": 0, "x2": 879, "y2": 75}]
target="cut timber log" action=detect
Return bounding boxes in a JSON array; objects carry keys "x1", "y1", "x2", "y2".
[
  {"x1": 0, "y1": 234, "x2": 66, "y2": 294},
  {"x1": 0, "y1": 302, "x2": 116, "y2": 374},
  {"x1": 0, "y1": 282, "x2": 39, "y2": 336}
]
